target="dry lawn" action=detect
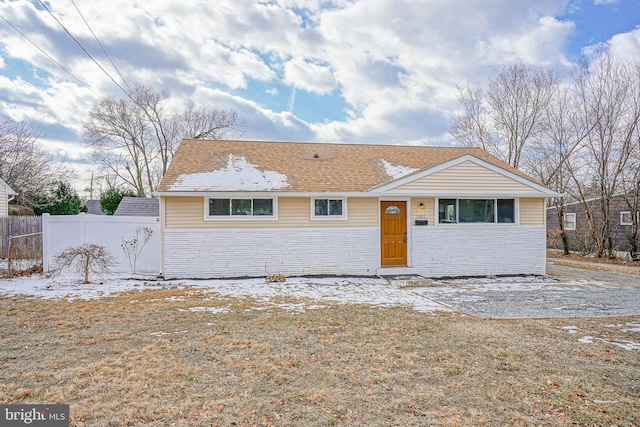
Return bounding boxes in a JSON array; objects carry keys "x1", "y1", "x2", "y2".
[{"x1": 0, "y1": 287, "x2": 638, "y2": 426}]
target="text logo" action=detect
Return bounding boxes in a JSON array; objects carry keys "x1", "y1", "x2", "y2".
[{"x1": 1, "y1": 405, "x2": 69, "y2": 426}]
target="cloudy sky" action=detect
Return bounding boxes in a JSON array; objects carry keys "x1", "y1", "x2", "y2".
[{"x1": 1, "y1": 0, "x2": 639, "y2": 195}]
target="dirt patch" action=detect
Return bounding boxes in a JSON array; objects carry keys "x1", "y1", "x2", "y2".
[{"x1": 1, "y1": 288, "x2": 638, "y2": 426}]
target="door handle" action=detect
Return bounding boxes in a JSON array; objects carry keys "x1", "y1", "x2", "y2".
[{"x1": 403, "y1": 236, "x2": 407, "y2": 242}]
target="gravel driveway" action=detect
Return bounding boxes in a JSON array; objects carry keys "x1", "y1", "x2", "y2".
[{"x1": 419, "y1": 258, "x2": 640, "y2": 318}]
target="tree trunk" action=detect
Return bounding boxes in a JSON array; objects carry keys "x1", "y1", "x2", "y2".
[{"x1": 560, "y1": 230, "x2": 570, "y2": 255}]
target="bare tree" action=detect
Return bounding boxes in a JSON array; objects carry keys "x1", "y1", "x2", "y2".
[
  {"x1": 51, "y1": 244, "x2": 117, "y2": 284},
  {"x1": 567, "y1": 49, "x2": 640, "y2": 257},
  {"x1": 83, "y1": 84, "x2": 243, "y2": 197},
  {"x1": 620, "y1": 110, "x2": 640, "y2": 257},
  {"x1": 527, "y1": 86, "x2": 590, "y2": 255},
  {"x1": 0, "y1": 116, "x2": 71, "y2": 208},
  {"x1": 451, "y1": 63, "x2": 558, "y2": 169}
]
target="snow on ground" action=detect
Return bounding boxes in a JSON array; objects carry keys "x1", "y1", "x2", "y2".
[
  {"x1": 1, "y1": 270, "x2": 638, "y2": 350},
  {"x1": 559, "y1": 323, "x2": 640, "y2": 351},
  {"x1": 0, "y1": 271, "x2": 446, "y2": 312},
  {"x1": 0, "y1": 271, "x2": 629, "y2": 306}
]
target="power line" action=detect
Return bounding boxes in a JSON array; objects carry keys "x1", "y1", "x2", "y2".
[
  {"x1": 36, "y1": 0, "x2": 131, "y2": 99},
  {"x1": 69, "y1": 0, "x2": 132, "y2": 92},
  {"x1": 0, "y1": 14, "x2": 103, "y2": 100}
]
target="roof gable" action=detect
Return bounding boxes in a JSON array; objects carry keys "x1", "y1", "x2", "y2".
[
  {"x1": 374, "y1": 155, "x2": 558, "y2": 196},
  {"x1": 157, "y1": 140, "x2": 550, "y2": 195},
  {"x1": 0, "y1": 177, "x2": 16, "y2": 195}
]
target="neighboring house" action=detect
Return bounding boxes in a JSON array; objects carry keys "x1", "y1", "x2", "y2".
[
  {"x1": 156, "y1": 140, "x2": 558, "y2": 279},
  {"x1": 547, "y1": 191, "x2": 640, "y2": 254},
  {"x1": 0, "y1": 177, "x2": 17, "y2": 217},
  {"x1": 86, "y1": 200, "x2": 106, "y2": 215},
  {"x1": 114, "y1": 197, "x2": 159, "y2": 217}
]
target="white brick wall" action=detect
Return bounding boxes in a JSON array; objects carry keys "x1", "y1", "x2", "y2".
[
  {"x1": 411, "y1": 225, "x2": 546, "y2": 277},
  {"x1": 164, "y1": 225, "x2": 547, "y2": 279},
  {"x1": 163, "y1": 227, "x2": 379, "y2": 279}
]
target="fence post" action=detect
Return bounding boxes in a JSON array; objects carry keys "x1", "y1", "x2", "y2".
[{"x1": 42, "y1": 213, "x2": 50, "y2": 272}]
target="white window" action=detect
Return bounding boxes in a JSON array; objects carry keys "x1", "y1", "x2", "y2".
[
  {"x1": 207, "y1": 198, "x2": 275, "y2": 218},
  {"x1": 437, "y1": 198, "x2": 515, "y2": 224},
  {"x1": 620, "y1": 211, "x2": 636, "y2": 226},
  {"x1": 312, "y1": 198, "x2": 346, "y2": 219},
  {"x1": 563, "y1": 213, "x2": 576, "y2": 231}
]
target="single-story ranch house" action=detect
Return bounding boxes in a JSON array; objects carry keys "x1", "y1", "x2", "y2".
[{"x1": 156, "y1": 140, "x2": 557, "y2": 279}]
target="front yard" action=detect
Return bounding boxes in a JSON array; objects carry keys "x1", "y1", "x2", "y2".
[{"x1": 1, "y1": 283, "x2": 638, "y2": 426}]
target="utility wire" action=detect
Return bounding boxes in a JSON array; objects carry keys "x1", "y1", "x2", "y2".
[
  {"x1": 69, "y1": 0, "x2": 132, "y2": 92},
  {"x1": 0, "y1": 14, "x2": 103, "y2": 100},
  {"x1": 36, "y1": 0, "x2": 132, "y2": 99}
]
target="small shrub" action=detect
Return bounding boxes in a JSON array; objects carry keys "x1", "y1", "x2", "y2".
[
  {"x1": 121, "y1": 227, "x2": 153, "y2": 273},
  {"x1": 266, "y1": 273, "x2": 286, "y2": 283},
  {"x1": 52, "y1": 244, "x2": 116, "y2": 283}
]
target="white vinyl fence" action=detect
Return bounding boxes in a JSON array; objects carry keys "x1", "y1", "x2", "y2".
[{"x1": 42, "y1": 213, "x2": 161, "y2": 274}]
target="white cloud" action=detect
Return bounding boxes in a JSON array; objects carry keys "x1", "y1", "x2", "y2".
[
  {"x1": 594, "y1": 0, "x2": 618, "y2": 4},
  {"x1": 0, "y1": 0, "x2": 621, "y2": 189},
  {"x1": 283, "y1": 58, "x2": 337, "y2": 94},
  {"x1": 607, "y1": 28, "x2": 640, "y2": 59}
]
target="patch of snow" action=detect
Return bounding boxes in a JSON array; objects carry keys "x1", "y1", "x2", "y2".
[
  {"x1": 561, "y1": 326, "x2": 579, "y2": 334},
  {"x1": 169, "y1": 154, "x2": 290, "y2": 191},
  {"x1": 0, "y1": 271, "x2": 162, "y2": 301},
  {"x1": 577, "y1": 335, "x2": 639, "y2": 351},
  {"x1": 621, "y1": 323, "x2": 640, "y2": 333},
  {"x1": 0, "y1": 272, "x2": 447, "y2": 313},
  {"x1": 380, "y1": 159, "x2": 418, "y2": 180},
  {"x1": 150, "y1": 330, "x2": 187, "y2": 337},
  {"x1": 187, "y1": 306, "x2": 229, "y2": 314},
  {"x1": 593, "y1": 400, "x2": 618, "y2": 404},
  {"x1": 165, "y1": 296, "x2": 185, "y2": 302},
  {"x1": 604, "y1": 339, "x2": 640, "y2": 351}
]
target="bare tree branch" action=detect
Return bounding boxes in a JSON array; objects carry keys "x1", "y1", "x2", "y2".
[{"x1": 83, "y1": 84, "x2": 244, "y2": 197}]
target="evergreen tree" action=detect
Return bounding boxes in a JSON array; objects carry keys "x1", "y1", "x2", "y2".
[
  {"x1": 100, "y1": 188, "x2": 136, "y2": 215},
  {"x1": 35, "y1": 181, "x2": 87, "y2": 215}
]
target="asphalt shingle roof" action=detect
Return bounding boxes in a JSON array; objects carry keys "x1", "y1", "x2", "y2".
[
  {"x1": 157, "y1": 139, "x2": 535, "y2": 193},
  {"x1": 85, "y1": 200, "x2": 106, "y2": 215},
  {"x1": 114, "y1": 197, "x2": 159, "y2": 216}
]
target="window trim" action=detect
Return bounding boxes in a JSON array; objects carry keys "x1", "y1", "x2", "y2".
[
  {"x1": 205, "y1": 197, "x2": 278, "y2": 220},
  {"x1": 310, "y1": 197, "x2": 347, "y2": 220},
  {"x1": 563, "y1": 212, "x2": 576, "y2": 231},
  {"x1": 620, "y1": 211, "x2": 637, "y2": 226},
  {"x1": 436, "y1": 198, "x2": 517, "y2": 225}
]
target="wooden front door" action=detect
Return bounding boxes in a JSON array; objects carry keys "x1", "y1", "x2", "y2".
[{"x1": 381, "y1": 201, "x2": 407, "y2": 266}]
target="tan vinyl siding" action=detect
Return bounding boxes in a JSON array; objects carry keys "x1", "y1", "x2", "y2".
[
  {"x1": 393, "y1": 161, "x2": 543, "y2": 195},
  {"x1": 519, "y1": 198, "x2": 545, "y2": 225},
  {"x1": 410, "y1": 198, "x2": 435, "y2": 225},
  {"x1": 164, "y1": 196, "x2": 378, "y2": 229}
]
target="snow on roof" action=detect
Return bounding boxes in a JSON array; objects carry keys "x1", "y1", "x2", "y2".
[
  {"x1": 380, "y1": 159, "x2": 419, "y2": 180},
  {"x1": 169, "y1": 154, "x2": 290, "y2": 191}
]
